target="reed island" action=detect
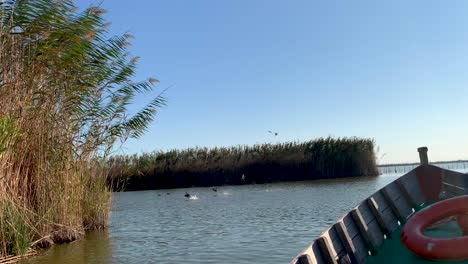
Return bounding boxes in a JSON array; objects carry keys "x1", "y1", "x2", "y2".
[{"x1": 108, "y1": 137, "x2": 379, "y2": 191}]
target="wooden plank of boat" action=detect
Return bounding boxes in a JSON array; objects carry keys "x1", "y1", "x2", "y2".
[
  {"x1": 290, "y1": 147, "x2": 468, "y2": 264},
  {"x1": 441, "y1": 169, "x2": 467, "y2": 198},
  {"x1": 316, "y1": 236, "x2": 337, "y2": 264},
  {"x1": 380, "y1": 186, "x2": 405, "y2": 223},
  {"x1": 367, "y1": 197, "x2": 390, "y2": 237},
  {"x1": 334, "y1": 221, "x2": 357, "y2": 264},
  {"x1": 395, "y1": 176, "x2": 420, "y2": 208},
  {"x1": 349, "y1": 208, "x2": 375, "y2": 262}
]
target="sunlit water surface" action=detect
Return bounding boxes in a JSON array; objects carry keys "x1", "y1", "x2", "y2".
[{"x1": 23, "y1": 165, "x2": 468, "y2": 264}]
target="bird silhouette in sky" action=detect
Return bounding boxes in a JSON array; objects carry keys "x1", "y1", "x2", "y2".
[{"x1": 268, "y1": 131, "x2": 278, "y2": 136}]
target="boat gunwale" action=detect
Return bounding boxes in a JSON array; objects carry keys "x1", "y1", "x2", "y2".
[{"x1": 290, "y1": 164, "x2": 468, "y2": 264}]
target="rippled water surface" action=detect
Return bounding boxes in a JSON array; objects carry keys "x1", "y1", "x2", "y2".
[{"x1": 23, "y1": 166, "x2": 467, "y2": 264}]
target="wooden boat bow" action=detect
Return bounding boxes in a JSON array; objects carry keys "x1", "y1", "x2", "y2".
[{"x1": 290, "y1": 147, "x2": 468, "y2": 264}]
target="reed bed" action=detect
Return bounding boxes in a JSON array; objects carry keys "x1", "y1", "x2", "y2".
[
  {"x1": 108, "y1": 137, "x2": 379, "y2": 191},
  {"x1": 0, "y1": 1, "x2": 163, "y2": 257}
]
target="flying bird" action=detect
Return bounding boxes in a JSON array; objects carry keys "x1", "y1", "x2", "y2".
[{"x1": 268, "y1": 131, "x2": 278, "y2": 136}]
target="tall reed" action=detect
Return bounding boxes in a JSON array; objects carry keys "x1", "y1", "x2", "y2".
[
  {"x1": 108, "y1": 137, "x2": 379, "y2": 190},
  {"x1": 0, "y1": 1, "x2": 163, "y2": 257}
]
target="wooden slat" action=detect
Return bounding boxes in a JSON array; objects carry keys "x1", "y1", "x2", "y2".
[
  {"x1": 442, "y1": 182, "x2": 466, "y2": 197},
  {"x1": 343, "y1": 214, "x2": 354, "y2": 227},
  {"x1": 393, "y1": 196, "x2": 413, "y2": 219},
  {"x1": 334, "y1": 222, "x2": 358, "y2": 264},
  {"x1": 380, "y1": 187, "x2": 405, "y2": 223},
  {"x1": 356, "y1": 202, "x2": 374, "y2": 225},
  {"x1": 366, "y1": 219, "x2": 384, "y2": 247},
  {"x1": 351, "y1": 235, "x2": 368, "y2": 263},
  {"x1": 333, "y1": 247, "x2": 346, "y2": 260},
  {"x1": 444, "y1": 192, "x2": 457, "y2": 198},
  {"x1": 293, "y1": 241, "x2": 324, "y2": 264},
  {"x1": 311, "y1": 241, "x2": 327, "y2": 264},
  {"x1": 401, "y1": 171, "x2": 428, "y2": 205},
  {"x1": 317, "y1": 237, "x2": 338, "y2": 264},
  {"x1": 328, "y1": 227, "x2": 339, "y2": 242},
  {"x1": 337, "y1": 254, "x2": 352, "y2": 264},
  {"x1": 343, "y1": 215, "x2": 359, "y2": 239},
  {"x1": 323, "y1": 227, "x2": 344, "y2": 258},
  {"x1": 350, "y1": 208, "x2": 376, "y2": 253},
  {"x1": 382, "y1": 182, "x2": 401, "y2": 202},
  {"x1": 395, "y1": 179, "x2": 419, "y2": 208},
  {"x1": 381, "y1": 206, "x2": 398, "y2": 232},
  {"x1": 370, "y1": 192, "x2": 389, "y2": 212},
  {"x1": 367, "y1": 197, "x2": 391, "y2": 238},
  {"x1": 442, "y1": 169, "x2": 468, "y2": 188},
  {"x1": 296, "y1": 254, "x2": 313, "y2": 264}
]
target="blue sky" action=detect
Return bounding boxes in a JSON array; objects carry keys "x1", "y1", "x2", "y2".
[{"x1": 78, "y1": 1, "x2": 468, "y2": 164}]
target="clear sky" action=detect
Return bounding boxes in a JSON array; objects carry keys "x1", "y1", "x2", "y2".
[{"x1": 77, "y1": 0, "x2": 468, "y2": 164}]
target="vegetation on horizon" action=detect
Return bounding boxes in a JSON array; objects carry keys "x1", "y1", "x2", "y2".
[
  {"x1": 0, "y1": 0, "x2": 163, "y2": 257},
  {"x1": 108, "y1": 137, "x2": 379, "y2": 191}
]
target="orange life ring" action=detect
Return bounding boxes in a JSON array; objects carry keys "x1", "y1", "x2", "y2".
[
  {"x1": 457, "y1": 212, "x2": 468, "y2": 234},
  {"x1": 401, "y1": 195, "x2": 468, "y2": 261}
]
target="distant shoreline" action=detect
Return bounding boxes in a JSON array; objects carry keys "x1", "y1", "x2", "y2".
[{"x1": 378, "y1": 160, "x2": 468, "y2": 167}]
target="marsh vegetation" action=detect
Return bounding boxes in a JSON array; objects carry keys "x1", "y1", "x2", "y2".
[
  {"x1": 108, "y1": 137, "x2": 379, "y2": 190},
  {"x1": 0, "y1": 1, "x2": 163, "y2": 257}
]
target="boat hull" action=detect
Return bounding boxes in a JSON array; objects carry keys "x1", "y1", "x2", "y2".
[{"x1": 290, "y1": 164, "x2": 468, "y2": 264}]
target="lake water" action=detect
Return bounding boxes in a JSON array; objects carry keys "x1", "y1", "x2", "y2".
[{"x1": 23, "y1": 165, "x2": 468, "y2": 264}]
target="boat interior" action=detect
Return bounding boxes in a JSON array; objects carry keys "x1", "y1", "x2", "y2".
[{"x1": 290, "y1": 150, "x2": 468, "y2": 264}]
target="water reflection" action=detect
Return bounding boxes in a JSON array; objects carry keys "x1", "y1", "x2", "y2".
[{"x1": 22, "y1": 231, "x2": 111, "y2": 264}]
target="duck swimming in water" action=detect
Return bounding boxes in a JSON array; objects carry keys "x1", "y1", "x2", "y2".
[
  {"x1": 184, "y1": 192, "x2": 199, "y2": 200},
  {"x1": 212, "y1": 187, "x2": 218, "y2": 192}
]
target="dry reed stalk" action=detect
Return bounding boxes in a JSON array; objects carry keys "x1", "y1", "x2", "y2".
[{"x1": 0, "y1": 250, "x2": 36, "y2": 264}]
